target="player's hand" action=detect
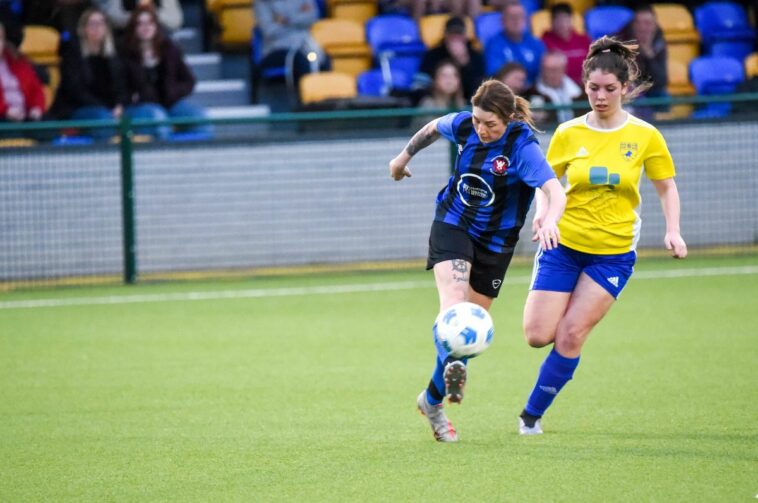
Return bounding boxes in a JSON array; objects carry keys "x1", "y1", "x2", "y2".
[
  {"x1": 664, "y1": 232, "x2": 687, "y2": 259},
  {"x1": 531, "y1": 214, "x2": 544, "y2": 237},
  {"x1": 534, "y1": 218, "x2": 560, "y2": 250},
  {"x1": 389, "y1": 157, "x2": 412, "y2": 181}
]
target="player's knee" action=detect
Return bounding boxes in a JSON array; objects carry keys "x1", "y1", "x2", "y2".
[
  {"x1": 523, "y1": 320, "x2": 553, "y2": 348},
  {"x1": 555, "y1": 323, "x2": 587, "y2": 354}
]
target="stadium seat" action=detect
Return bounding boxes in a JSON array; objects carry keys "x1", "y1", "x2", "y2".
[
  {"x1": 356, "y1": 68, "x2": 412, "y2": 96},
  {"x1": 475, "y1": 12, "x2": 502, "y2": 48},
  {"x1": 299, "y1": 71, "x2": 357, "y2": 104},
  {"x1": 311, "y1": 18, "x2": 372, "y2": 77},
  {"x1": 745, "y1": 53, "x2": 758, "y2": 78},
  {"x1": 545, "y1": 0, "x2": 594, "y2": 15},
  {"x1": 418, "y1": 14, "x2": 475, "y2": 48},
  {"x1": 530, "y1": 9, "x2": 584, "y2": 38},
  {"x1": 20, "y1": 25, "x2": 61, "y2": 107},
  {"x1": 366, "y1": 15, "x2": 426, "y2": 78},
  {"x1": 520, "y1": 0, "x2": 542, "y2": 17},
  {"x1": 690, "y1": 56, "x2": 745, "y2": 117},
  {"x1": 652, "y1": 4, "x2": 700, "y2": 67},
  {"x1": 694, "y1": 2, "x2": 756, "y2": 60},
  {"x1": 584, "y1": 6, "x2": 634, "y2": 40},
  {"x1": 328, "y1": 0, "x2": 378, "y2": 23},
  {"x1": 214, "y1": 0, "x2": 254, "y2": 48},
  {"x1": 667, "y1": 59, "x2": 696, "y2": 96}
]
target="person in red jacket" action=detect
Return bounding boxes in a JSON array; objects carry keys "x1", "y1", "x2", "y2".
[
  {"x1": 540, "y1": 2, "x2": 590, "y2": 87},
  {"x1": 0, "y1": 21, "x2": 46, "y2": 126}
]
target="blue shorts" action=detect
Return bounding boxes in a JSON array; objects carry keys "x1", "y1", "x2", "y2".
[{"x1": 530, "y1": 244, "x2": 637, "y2": 299}]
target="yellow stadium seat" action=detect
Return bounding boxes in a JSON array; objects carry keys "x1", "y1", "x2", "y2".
[
  {"x1": 299, "y1": 71, "x2": 357, "y2": 104},
  {"x1": 653, "y1": 3, "x2": 700, "y2": 48},
  {"x1": 20, "y1": 25, "x2": 60, "y2": 66},
  {"x1": 745, "y1": 53, "x2": 758, "y2": 78},
  {"x1": 208, "y1": 0, "x2": 251, "y2": 15},
  {"x1": 666, "y1": 59, "x2": 695, "y2": 96},
  {"x1": 329, "y1": 0, "x2": 377, "y2": 24},
  {"x1": 530, "y1": 9, "x2": 585, "y2": 38},
  {"x1": 0, "y1": 138, "x2": 37, "y2": 147},
  {"x1": 545, "y1": 0, "x2": 594, "y2": 15},
  {"x1": 311, "y1": 19, "x2": 372, "y2": 77},
  {"x1": 418, "y1": 14, "x2": 476, "y2": 48},
  {"x1": 218, "y1": 3, "x2": 254, "y2": 48}
]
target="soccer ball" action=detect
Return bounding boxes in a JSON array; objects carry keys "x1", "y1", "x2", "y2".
[{"x1": 433, "y1": 302, "x2": 494, "y2": 358}]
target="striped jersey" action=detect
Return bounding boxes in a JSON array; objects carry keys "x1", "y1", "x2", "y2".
[
  {"x1": 546, "y1": 112, "x2": 676, "y2": 254},
  {"x1": 435, "y1": 111, "x2": 556, "y2": 253}
]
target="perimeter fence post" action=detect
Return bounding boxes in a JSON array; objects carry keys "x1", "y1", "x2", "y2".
[{"x1": 119, "y1": 116, "x2": 137, "y2": 284}]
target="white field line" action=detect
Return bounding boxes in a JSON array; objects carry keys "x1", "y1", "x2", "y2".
[{"x1": 1, "y1": 265, "x2": 757, "y2": 310}]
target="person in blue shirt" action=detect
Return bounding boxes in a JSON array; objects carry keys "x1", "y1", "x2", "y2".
[
  {"x1": 485, "y1": 1, "x2": 546, "y2": 85},
  {"x1": 388, "y1": 79, "x2": 566, "y2": 442}
]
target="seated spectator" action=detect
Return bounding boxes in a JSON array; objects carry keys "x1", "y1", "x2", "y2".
[
  {"x1": 95, "y1": 0, "x2": 183, "y2": 32},
  {"x1": 0, "y1": 21, "x2": 46, "y2": 129},
  {"x1": 540, "y1": 2, "x2": 590, "y2": 86},
  {"x1": 526, "y1": 51, "x2": 583, "y2": 126},
  {"x1": 408, "y1": 0, "x2": 481, "y2": 20},
  {"x1": 616, "y1": 3, "x2": 668, "y2": 98},
  {"x1": 419, "y1": 16, "x2": 485, "y2": 100},
  {"x1": 484, "y1": 1, "x2": 545, "y2": 85},
  {"x1": 121, "y1": 5, "x2": 209, "y2": 139},
  {"x1": 413, "y1": 60, "x2": 466, "y2": 128},
  {"x1": 254, "y1": 0, "x2": 328, "y2": 94},
  {"x1": 493, "y1": 61, "x2": 528, "y2": 96},
  {"x1": 48, "y1": 8, "x2": 127, "y2": 139}
]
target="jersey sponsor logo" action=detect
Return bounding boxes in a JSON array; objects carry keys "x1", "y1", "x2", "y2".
[
  {"x1": 607, "y1": 276, "x2": 619, "y2": 287},
  {"x1": 456, "y1": 173, "x2": 495, "y2": 207},
  {"x1": 492, "y1": 279, "x2": 502, "y2": 289},
  {"x1": 620, "y1": 142, "x2": 639, "y2": 161},
  {"x1": 490, "y1": 155, "x2": 510, "y2": 176}
]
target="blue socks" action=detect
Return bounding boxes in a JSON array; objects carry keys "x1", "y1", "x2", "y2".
[{"x1": 524, "y1": 348, "x2": 580, "y2": 417}]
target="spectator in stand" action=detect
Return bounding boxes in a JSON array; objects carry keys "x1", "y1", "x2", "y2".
[
  {"x1": 414, "y1": 59, "x2": 466, "y2": 128},
  {"x1": 484, "y1": 1, "x2": 545, "y2": 85},
  {"x1": 254, "y1": 0, "x2": 328, "y2": 92},
  {"x1": 23, "y1": 0, "x2": 94, "y2": 39},
  {"x1": 616, "y1": 3, "x2": 667, "y2": 98},
  {"x1": 419, "y1": 16, "x2": 485, "y2": 100},
  {"x1": 121, "y1": 5, "x2": 209, "y2": 139},
  {"x1": 95, "y1": 0, "x2": 183, "y2": 32},
  {"x1": 0, "y1": 21, "x2": 46, "y2": 129},
  {"x1": 408, "y1": 0, "x2": 481, "y2": 20},
  {"x1": 494, "y1": 61, "x2": 528, "y2": 96},
  {"x1": 541, "y1": 2, "x2": 590, "y2": 86},
  {"x1": 48, "y1": 8, "x2": 127, "y2": 138},
  {"x1": 526, "y1": 51, "x2": 583, "y2": 126}
]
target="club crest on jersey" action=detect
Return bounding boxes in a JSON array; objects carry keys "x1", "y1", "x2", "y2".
[
  {"x1": 620, "y1": 142, "x2": 639, "y2": 161},
  {"x1": 490, "y1": 155, "x2": 510, "y2": 176}
]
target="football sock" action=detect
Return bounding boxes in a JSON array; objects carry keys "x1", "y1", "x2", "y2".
[{"x1": 524, "y1": 347, "x2": 580, "y2": 417}]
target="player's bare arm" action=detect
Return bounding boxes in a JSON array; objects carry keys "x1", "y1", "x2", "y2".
[{"x1": 389, "y1": 119, "x2": 441, "y2": 181}]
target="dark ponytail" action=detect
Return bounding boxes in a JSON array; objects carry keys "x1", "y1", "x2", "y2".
[{"x1": 582, "y1": 36, "x2": 652, "y2": 102}]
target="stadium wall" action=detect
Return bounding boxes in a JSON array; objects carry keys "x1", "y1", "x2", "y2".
[{"x1": 1, "y1": 120, "x2": 756, "y2": 282}]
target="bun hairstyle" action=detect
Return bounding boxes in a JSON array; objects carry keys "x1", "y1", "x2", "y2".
[
  {"x1": 582, "y1": 36, "x2": 652, "y2": 102},
  {"x1": 471, "y1": 79, "x2": 538, "y2": 131}
]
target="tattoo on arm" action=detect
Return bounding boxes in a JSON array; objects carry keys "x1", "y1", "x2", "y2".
[
  {"x1": 451, "y1": 259, "x2": 469, "y2": 283},
  {"x1": 404, "y1": 123, "x2": 440, "y2": 157}
]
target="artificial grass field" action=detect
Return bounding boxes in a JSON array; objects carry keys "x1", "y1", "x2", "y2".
[{"x1": 1, "y1": 255, "x2": 756, "y2": 501}]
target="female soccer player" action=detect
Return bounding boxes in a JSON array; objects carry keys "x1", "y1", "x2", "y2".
[
  {"x1": 389, "y1": 79, "x2": 566, "y2": 442},
  {"x1": 517, "y1": 36, "x2": 688, "y2": 435}
]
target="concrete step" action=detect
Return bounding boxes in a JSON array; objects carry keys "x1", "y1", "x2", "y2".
[
  {"x1": 189, "y1": 79, "x2": 249, "y2": 107},
  {"x1": 186, "y1": 53, "x2": 222, "y2": 80},
  {"x1": 172, "y1": 28, "x2": 203, "y2": 55}
]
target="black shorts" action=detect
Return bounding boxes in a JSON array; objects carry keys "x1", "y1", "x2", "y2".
[{"x1": 426, "y1": 221, "x2": 515, "y2": 298}]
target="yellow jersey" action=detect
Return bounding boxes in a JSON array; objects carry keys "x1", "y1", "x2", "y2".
[{"x1": 547, "y1": 112, "x2": 676, "y2": 254}]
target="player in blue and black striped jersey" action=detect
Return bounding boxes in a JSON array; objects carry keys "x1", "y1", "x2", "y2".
[{"x1": 389, "y1": 79, "x2": 566, "y2": 442}]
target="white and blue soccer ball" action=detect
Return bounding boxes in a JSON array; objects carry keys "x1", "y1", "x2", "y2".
[{"x1": 433, "y1": 302, "x2": 494, "y2": 358}]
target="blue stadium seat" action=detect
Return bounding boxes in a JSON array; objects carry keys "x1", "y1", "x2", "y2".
[
  {"x1": 520, "y1": 0, "x2": 542, "y2": 17},
  {"x1": 689, "y1": 56, "x2": 745, "y2": 117},
  {"x1": 694, "y1": 2, "x2": 756, "y2": 59},
  {"x1": 584, "y1": 6, "x2": 634, "y2": 40},
  {"x1": 475, "y1": 12, "x2": 502, "y2": 48},
  {"x1": 365, "y1": 15, "x2": 426, "y2": 82},
  {"x1": 356, "y1": 68, "x2": 412, "y2": 96}
]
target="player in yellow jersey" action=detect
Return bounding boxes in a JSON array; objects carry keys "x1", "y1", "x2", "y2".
[{"x1": 517, "y1": 36, "x2": 688, "y2": 435}]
